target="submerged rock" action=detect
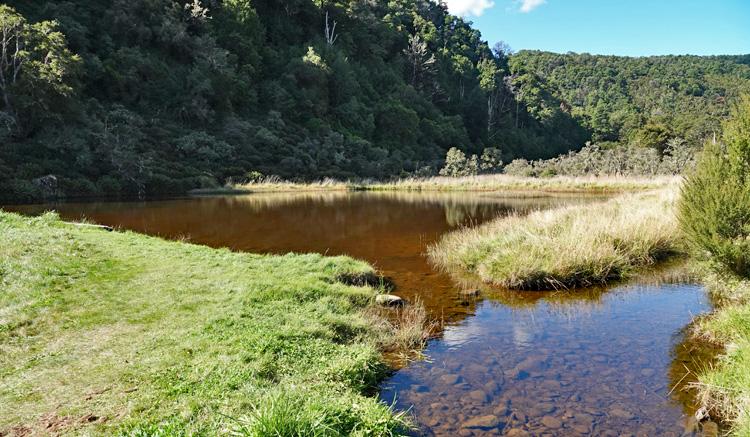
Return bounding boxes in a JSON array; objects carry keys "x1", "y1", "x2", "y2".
[
  {"x1": 609, "y1": 407, "x2": 635, "y2": 420},
  {"x1": 467, "y1": 389, "x2": 489, "y2": 403},
  {"x1": 462, "y1": 414, "x2": 501, "y2": 429},
  {"x1": 438, "y1": 373, "x2": 462, "y2": 385},
  {"x1": 375, "y1": 294, "x2": 404, "y2": 306},
  {"x1": 459, "y1": 289, "x2": 480, "y2": 298},
  {"x1": 541, "y1": 416, "x2": 562, "y2": 428},
  {"x1": 702, "y1": 421, "x2": 719, "y2": 437}
]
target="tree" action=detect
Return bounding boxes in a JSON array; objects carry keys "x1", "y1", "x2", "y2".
[
  {"x1": 478, "y1": 59, "x2": 503, "y2": 134},
  {"x1": 679, "y1": 95, "x2": 750, "y2": 277},
  {"x1": 0, "y1": 5, "x2": 80, "y2": 133},
  {"x1": 404, "y1": 34, "x2": 435, "y2": 88},
  {"x1": 94, "y1": 106, "x2": 151, "y2": 197},
  {"x1": 480, "y1": 147, "x2": 503, "y2": 172},
  {"x1": 440, "y1": 147, "x2": 479, "y2": 177}
]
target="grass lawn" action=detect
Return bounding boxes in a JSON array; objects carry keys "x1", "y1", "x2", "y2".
[
  {"x1": 0, "y1": 211, "x2": 409, "y2": 436},
  {"x1": 428, "y1": 189, "x2": 681, "y2": 289}
]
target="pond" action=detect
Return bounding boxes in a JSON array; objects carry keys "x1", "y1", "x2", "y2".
[{"x1": 4, "y1": 191, "x2": 712, "y2": 435}]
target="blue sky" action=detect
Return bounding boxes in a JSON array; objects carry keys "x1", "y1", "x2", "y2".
[{"x1": 444, "y1": 0, "x2": 749, "y2": 56}]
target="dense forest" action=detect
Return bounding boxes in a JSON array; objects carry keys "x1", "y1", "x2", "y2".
[{"x1": 1, "y1": 1, "x2": 749, "y2": 201}]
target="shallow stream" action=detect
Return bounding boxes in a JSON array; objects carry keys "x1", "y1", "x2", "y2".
[{"x1": 5, "y1": 191, "x2": 713, "y2": 435}]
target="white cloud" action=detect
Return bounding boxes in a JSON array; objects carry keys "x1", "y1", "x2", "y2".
[
  {"x1": 519, "y1": 0, "x2": 546, "y2": 13},
  {"x1": 444, "y1": 0, "x2": 496, "y2": 17}
]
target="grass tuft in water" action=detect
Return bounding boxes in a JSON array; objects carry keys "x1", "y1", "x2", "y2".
[{"x1": 428, "y1": 189, "x2": 681, "y2": 290}]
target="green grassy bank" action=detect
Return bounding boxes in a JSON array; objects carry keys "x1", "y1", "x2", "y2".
[
  {"x1": 429, "y1": 189, "x2": 680, "y2": 290},
  {"x1": 0, "y1": 211, "x2": 409, "y2": 436},
  {"x1": 692, "y1": 268, "x2": 750, "y2": 435}
]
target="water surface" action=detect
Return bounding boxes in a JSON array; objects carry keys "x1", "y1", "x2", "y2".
[{"x1": 4, "y1": 192, "x2": 711, "y2": 435}]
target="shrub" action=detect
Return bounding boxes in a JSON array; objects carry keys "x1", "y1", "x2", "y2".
[
  {"x1": 439, "y1": 147, "x2": 470, "y2": 177},
  {"x1": 679, "y1": 95, "x2": 750, "y2": 277},
  {"x1": 503, "y1": 142, "x2": 698, "y2": 177}
]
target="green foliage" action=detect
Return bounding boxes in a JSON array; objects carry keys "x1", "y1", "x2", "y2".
[
  {"x1": 438, "y1": 147, "x2": 473, "y2": 177},
  {"x1": 480, "y1": 147, "x2": 503, "y2": 172},
  {"x1": 503, "y1": 142, "x2": 697, "y2": 177},
  {"x1": 509, "y1": 51, "x2": 750, "y2": 149},
  {"x1": 0, "y1": 2, "x2": 748, "y2": 202},
  {"x1": 679, "y1": 95, "x2": 750, "y2": 277},
  {"x1": 0, "y1": 5, "x2": 80, "y2": 134}
]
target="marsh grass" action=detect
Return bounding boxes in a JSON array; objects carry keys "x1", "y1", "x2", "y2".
[
  {"x1": 0, "y1": 210, "x2": 412, "y2": 435},
  {"x1": 363, "y1": 174, "x2": 676, "y2": 193},
  {"x1": 691, "y1": 271, "x2": 750, "y2": 434},
  {"x1": 428, "y1": 189, "x2": 681, "y2": 290},
  {"x1": 230, "y1": 174, "x2": 676, "y2": 195},
  {"x1": 366, "y1": 298, "x2": 441, "y2": 366}
]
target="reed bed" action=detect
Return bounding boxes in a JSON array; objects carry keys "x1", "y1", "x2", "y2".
[
  {"x1": 229, "y1": 174, "x2": 677, "y2": 195},
  {"x1": 365, "y1": 174, "x2": 677, "y2": 193},
  {"x1": 429, "y1": 189, "x2": 681, "y2": 290}
]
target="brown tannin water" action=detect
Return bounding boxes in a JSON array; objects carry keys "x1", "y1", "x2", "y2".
[{"x1": 4, "y1": 192, "x2": 712, "y2": 436}]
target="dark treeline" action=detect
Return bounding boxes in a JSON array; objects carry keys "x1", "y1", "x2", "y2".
[{"x1": 0, "y1": 1, "x2": 748, "y2": 201}]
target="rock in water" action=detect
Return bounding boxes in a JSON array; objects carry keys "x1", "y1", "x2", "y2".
[
  {"x1": 375, "y1": 294, "x2": 404, "y2": 307},
  {"x1": 702, "y1": 421, "x2": 719, "y2": 437},
  {"x1": 462, "y1": 415, "x2": 500, "y2": 429},
  {"x1": 541, "y1": 416, "x2": 563, "y2": 428},
  {"x1": 459, "y1": 289, "x2": 480, "y2": 298}
]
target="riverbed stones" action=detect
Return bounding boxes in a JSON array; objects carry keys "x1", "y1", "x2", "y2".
[
  {"x1": 461, "y1": 414, "x2": 500, "y2": 429},
  {"x1": 438, "y1": 373, "x2": 462, "y2": 385},
  {"x1": 375, "y1": 294, "x2": 404, "y2": 306},
  {"x1": 610, "y1": 407, "x2": 635, "y2": 420},
  {"x1": 540, "y1": 416, "x2": 562, "y2": 428},
  {"x1": 467, "y1": 389, "x2": 489, "y2": 403}
]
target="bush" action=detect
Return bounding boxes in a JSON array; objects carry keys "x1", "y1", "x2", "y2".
[
  {"x1": 440, "y1": 147, "x2": 501, "y2": 177},
  {"x1": 679, "y1": 95, "x2": 750, "y2": 277},
  {"x1": 503, "y1": 142, "x2": 698, "y2": 177}
]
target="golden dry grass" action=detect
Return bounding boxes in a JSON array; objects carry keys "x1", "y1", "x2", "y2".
[
  {"x1": 429, "y1": 188, "x2": 681, "y2": 290},
  {"x1": 228, "y1": 174, "x2": 677, "y2": 195}
]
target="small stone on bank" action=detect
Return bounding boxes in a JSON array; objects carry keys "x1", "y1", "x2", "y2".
[{"x1": 375, "y1": 294, "x2": 404, "y2": 306}]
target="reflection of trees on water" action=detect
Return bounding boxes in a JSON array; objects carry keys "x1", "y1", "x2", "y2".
[{"x1": 440, "y1": 194, "x2": 600, "y2": 227}]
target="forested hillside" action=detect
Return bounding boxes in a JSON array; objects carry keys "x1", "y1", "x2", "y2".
[
  {"x1": 1, "y1": 1, "x2": 749, "y2": 201},
  {"x1": 510, "y1": 51, "x2": 750, "y2": 149}
]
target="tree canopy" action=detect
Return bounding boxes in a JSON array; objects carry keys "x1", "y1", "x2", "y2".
[{"x1": 0, "y1": 1, "x2": 748, "y2": 201}]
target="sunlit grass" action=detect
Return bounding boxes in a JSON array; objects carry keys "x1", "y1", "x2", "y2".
[
  {"x1": 229, "y1": 174, "x2": 676, "y2": 195},
  {"x1": 693, "y1": 272, "x2": 750, "y2": 435},
  {"x1": 364, "y1": 174, "x2": 677, "y2": 193},
  {"x1": 0, "y1": 210, "x2": 412, "y2": 435},
  {"x1": 428, "y1": 189, "x2": 681, "y2": 290}
]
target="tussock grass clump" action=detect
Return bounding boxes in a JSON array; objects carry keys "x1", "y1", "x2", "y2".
[
  {"x1": 0, "y1": 211, "x2": 410, "y2": 435},
  {"x1": 429, "y1": 189, "x2": 680, "y2": 290}
]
